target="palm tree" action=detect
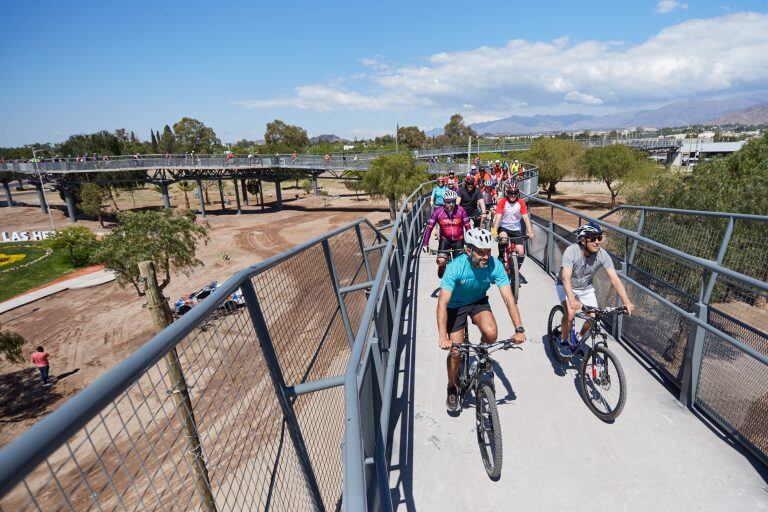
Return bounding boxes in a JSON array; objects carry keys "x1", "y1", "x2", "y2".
[{"x1": 176, "y1": 181, "x2": 196, "y2": 210}]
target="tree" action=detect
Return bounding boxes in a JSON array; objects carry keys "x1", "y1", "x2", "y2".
[
  {"x1": 361, "y1": 153, "x2": 429, "y2": 219},
  {"x1": 176, "y1": 181, "x2": 196, "y2": 209},
  {"x1": 526, "y1": 138, "x2": 584, "y2": 200},
  {"x1": 173, "y1": 118, "x2": 221, "y2": 153},
  {"x1": 398, "y1": 126, "x2": 427, "y2": 149},
  {"x1": 582, "y1": 145, "x2": 657, "y2": 207},
  {"x1": 264, "y1": 120, "x2": 309, "y2": 151},
  {"x1": 159, "y1": 125, "x2": 176, "y2": 153},
  {"x1": 0, "y1": 329, "x2": 25, "y2": 364},
  {"x1": 47, "y1": 225, "x2": 98, "y2": 266},
  {"x1": 150, "y1": 130, "x2": 159, "y2": 152},
  {"x1": 79, "y1": 183, "x2": 108, "y2": 227},
  {"x1": 343, "y1": 172, "x2": 365, "y2": 200},
  {"x1": 443, "y1": 114, "x2": 477, "y2": 145},
  {"x1": 92, "y1": 209, "x2": 210, "y2": 296}
]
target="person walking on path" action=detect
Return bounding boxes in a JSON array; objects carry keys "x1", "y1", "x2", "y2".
[{"x1": 31, "y1": 346, "x2": 51, "y2": 387}]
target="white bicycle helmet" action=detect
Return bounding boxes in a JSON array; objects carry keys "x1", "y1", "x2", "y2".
[
  {"x1": 443, "y1": 189, "x2": 458, "y2": 202},
  {"x1": 465, "y1": 228, "x2": 494, "y2": 249}
]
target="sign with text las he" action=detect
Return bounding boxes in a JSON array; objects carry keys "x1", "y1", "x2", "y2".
[{"x1": 1, "y1": 231, "x2": 54, "y2": 242}]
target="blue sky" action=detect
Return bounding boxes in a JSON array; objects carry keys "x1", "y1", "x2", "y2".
[{"x1": 1, "y1": 0, "x2": 767, "y2": 146}]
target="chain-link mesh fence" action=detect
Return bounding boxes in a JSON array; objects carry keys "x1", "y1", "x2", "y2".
[{"x1": 0, "y1": 218, "x2": 394, "y2": 512}]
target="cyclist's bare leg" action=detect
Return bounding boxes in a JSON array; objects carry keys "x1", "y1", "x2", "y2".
[
  {"x1": 560, "y1": 301, "x2": 593, "y2": 341},
  {"x1": 446, "y1": 329, "x2": 465, "y2": 391},
  {"x1": 497, "y1": 231, "x2": 508, "y2": 262},
  {"x1": 514, "y1": 242, "x2": 525, "y2": 268},
  {"x1": 470, "y1": 309, "x2": 498, "y2": 344}
]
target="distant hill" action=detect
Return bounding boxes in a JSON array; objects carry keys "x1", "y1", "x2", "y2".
[
  {"x1": 310, "y1": 134, "x2": 342, "y2": 143},
  {"x1": 709, "y1": 102, "x2": 768, "y2": 125},
  {"x1": 468, "y1": 98, "x2": 762, "y2": 135}
]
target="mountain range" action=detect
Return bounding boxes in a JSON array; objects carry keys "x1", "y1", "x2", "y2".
[{"x1": 463, "y1": 99, "x2": 768, "y2": 135}]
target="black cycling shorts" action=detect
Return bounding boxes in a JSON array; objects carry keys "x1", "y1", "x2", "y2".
[
  {"x1": 437, "y1": 238, "x2": 464, "y2": 259},
  {"x1": 446, "y1": 296, "x2": 491, "y2": 334}
]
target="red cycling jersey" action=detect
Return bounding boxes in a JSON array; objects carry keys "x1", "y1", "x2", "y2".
[
  {"x1": 495, "y1": 197, "x2": 528, "y2": 231},
  {"x1": 423, "y1": 206, "x2": 471, "y2": 245}
]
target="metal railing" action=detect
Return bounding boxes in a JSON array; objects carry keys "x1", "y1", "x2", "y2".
[
  {"x1": 1, "y1": 137, "x2": 681, "y2": 176},
  {"x1": 525, "y1": 197, "x2": 768, "y2": 466},
  {"x1": 0, "y1": 163, "x2": 538, "y2": 511}
]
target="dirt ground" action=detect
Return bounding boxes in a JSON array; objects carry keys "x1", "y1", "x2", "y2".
[{"x1": 0, "y1": 179, "x2": 389, "y2": 446}]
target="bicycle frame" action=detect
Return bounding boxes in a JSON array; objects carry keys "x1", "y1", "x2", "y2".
[
  {"x1": 456, "y1": 333, "x2": 518, "y2": 398},
  {"x1": 569, "y1": 307, "x2": 625, "y2": 354}
]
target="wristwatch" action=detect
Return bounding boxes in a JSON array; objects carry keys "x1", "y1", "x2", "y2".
[{"x1": 515, "y1": 326, "x2": 526, "y2": 334}]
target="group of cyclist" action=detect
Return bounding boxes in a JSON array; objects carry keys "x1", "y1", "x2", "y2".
[{"x1": 424, "y1": 162, "x2": 634, "y2": 412}]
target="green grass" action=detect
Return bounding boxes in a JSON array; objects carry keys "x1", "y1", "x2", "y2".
[{"x1": 0, "y1": 243, "x2": 81, "y2": 303}]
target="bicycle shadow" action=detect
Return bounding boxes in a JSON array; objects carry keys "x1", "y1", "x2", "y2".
[
  {"x1": 456, "y1": 359, "x2": 517, "y2": 410},
  {"x1": 540, "y1": 334, "x2": 569, "y2": 377}
]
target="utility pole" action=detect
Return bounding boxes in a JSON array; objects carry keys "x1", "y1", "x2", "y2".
[
  {"x1": 467, "y1": 136, "x2": 472, "y2": 173},
  {"x1": 138, "y1": 261, "x2": 217, "y2": 512}
]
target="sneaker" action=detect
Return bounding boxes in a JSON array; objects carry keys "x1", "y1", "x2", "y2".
[
  {"x1": 446, "y1": 390, "x2": 459, "y2": 412},
  {"x1": 438, "y1": 266, "x2": 445, "y2": 279}
]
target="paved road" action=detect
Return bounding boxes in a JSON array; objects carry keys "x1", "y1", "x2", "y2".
[{"x1": 387, "y1": 244, "x2": 768, "y2": 511}]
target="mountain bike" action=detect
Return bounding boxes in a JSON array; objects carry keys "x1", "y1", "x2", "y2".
[
  {"x1": 496, "y1": 234, "x2": 528, "y2": 301},
  {"x1": 455, "y1": 326, "x2": 521, "y2": 480},
  {"x1": 547, "y1": 305, "x2": 628, "y2": 421}
]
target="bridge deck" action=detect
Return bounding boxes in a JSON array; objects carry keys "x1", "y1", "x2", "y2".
[{"x1": 387, "y1": 244, "x2": 767, "y2": 511}]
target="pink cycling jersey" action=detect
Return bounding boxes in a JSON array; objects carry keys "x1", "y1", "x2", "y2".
[{"x1": 423, "y1": 205, "x2": 471, "y2": 245}]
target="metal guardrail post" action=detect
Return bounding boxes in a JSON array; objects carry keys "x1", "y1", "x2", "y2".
[
  {"x1": 355, "y1": 224, "x2": 374, "y2": 281},
  {"x1": 546, "y1": 206, "x2": 555, "y2": 274},
  {"x1": 628, "y1": 209, "x2": 645, "y2": 265},
  {"x1": 322, "y1": 239, "x2": 357, "y2": 348},
  {"x1": 680, "y1": 302, "x2": 708, "y2": 407},
  {"x1": 240, "y1": 280, "x2": 326, "y2": 512},
  {"x1": 615, "y1": 261, "x2": 628, "y2": 339},
  {"x1": 702, "y1": 217, "x2": 734, "y2": 304}
]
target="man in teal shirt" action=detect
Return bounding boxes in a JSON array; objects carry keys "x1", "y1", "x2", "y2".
[
  {"x1": 430, "y1": 175, "x2": 447, "y2": 208},
  {"x1": 437, "y1": 228, "x2": 527, "y2": 412}
]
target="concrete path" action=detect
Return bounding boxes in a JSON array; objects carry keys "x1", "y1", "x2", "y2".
[
  {"x1": 0, "y1": 270, "x2": 115, "y2": 314},
  {"x1": 387, "y1": 248, "x2": 768, "y2": 511}
]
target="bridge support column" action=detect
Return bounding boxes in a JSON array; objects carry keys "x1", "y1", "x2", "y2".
[
  {"x1": 680, "y1": 302, "x2": 708, "y2": 407},
  {"x1": 313, "y1": 174, "x2": 319, "y2": 197},
  {"x1": 195, "y1": 178, "x2": 206, "y2": 218},
  {"x1": 160, "y1": 181, "x2": 171, "y2": 209},
  {"x1": 2, "y1": 181, "x2": 12, "y2": 207},
  {"x1": 63, "y1": 185, "x2": 77, "y2": 223},
  {"x1": 218, "y1": 177, "x2": 225, "y2": 210},
  {"x1": 240, "y1": 178, "x2": 249, "y2": 205},
  {"x1": 233, "y1": 178, "x2": 242, "y2": 215},
  {"x1": 274, "y1": 180, "x2": 283, "y2": 211},
  {"x1": 258, "y1": 179, "x2": 264, "y2": 210},
  {"x1": 35, "y1": 182, "x2": 49, "y2": 214}
]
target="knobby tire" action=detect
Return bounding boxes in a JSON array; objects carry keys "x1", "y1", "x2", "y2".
[
  {"x1": 547, "y1": 305, "x2": 569, "y2": 365},
  {"x1": 475, "y1": 383, "x2": 503, "y2": 480},
  {"x1": 579, "y1": 345, "x2": 627, "y2": 421}
]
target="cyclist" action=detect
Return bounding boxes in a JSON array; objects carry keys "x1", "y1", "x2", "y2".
[
  {"x1": 457, "y1": 174, "x2": 486, "y2": 228},
  {"x1": 437, "y1": 228, "x2": 527, "y2": 411},
  {"x1": 422, "y1": 189, "x2": 471, "y2": 278},
  {"x1": 555, "y1": 222, "x2": 635, "y2": 350},
  {"x1": 446, "y1": 177, "x2": 458, "y2": 192},
  {"x1": 479, "y1": 178, "x2": 496, "y2": 229},
  {"x1": 492, "y1": 181, "x2": 535, "y2": 271},
  {"x1": 430, "y1": 175, "x2": 447, "y2": 208}
]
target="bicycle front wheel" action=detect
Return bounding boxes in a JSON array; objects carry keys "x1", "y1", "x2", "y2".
[
  {"x1": 475, "y1": 383, "x2": 503, "y2": 480},
  {"x1": 579, "y1": 345, "x2": 627, "y2": 421},
  {"x1": 547, "y1": 305, "x2": 570, "y2": 365}
]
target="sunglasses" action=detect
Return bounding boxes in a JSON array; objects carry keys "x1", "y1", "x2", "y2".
[{"x1": 585, "y1": 235, "x2": 603, "y2": 242}]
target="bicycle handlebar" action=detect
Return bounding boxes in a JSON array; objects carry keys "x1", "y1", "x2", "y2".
[
  {"x1": 496, "y1": 235, "x2": 529, "y2": 242},
  {"x1": 580, "y1": 305, "x2": 628, "y2": 316},
  {"x1": 452, "y1": 338, "x2": 523, "y2": 353}
]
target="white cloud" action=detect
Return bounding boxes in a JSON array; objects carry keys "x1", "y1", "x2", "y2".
[
  {"x1": 656, "y1": 1, "x2": 689, "y2": 14},
  {"x1": 234, "y1": 13, "x2": 768, "y2": 116},
  {"x1": 565, "y1": 91, "x2": 604, "y2": 105}
]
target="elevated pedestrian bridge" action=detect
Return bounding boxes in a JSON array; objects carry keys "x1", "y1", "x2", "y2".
[{"x1": 0, "y1": 175, "x2": 766, "y2": 511}]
